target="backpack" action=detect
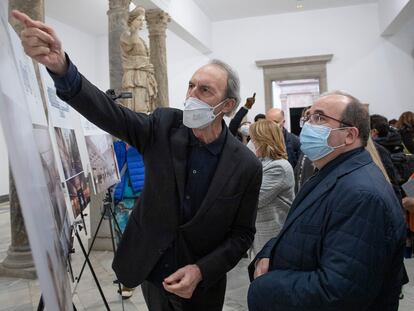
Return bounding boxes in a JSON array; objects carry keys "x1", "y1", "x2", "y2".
[{"x1": 390, "y1": 153, "x2": 414, "y2": 185}]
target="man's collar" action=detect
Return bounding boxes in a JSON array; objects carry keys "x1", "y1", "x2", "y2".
[
  {"x1": 188, "y1": 122, "x2": 227, "y2": 155},
  {"x1": 318, "y1": 147, "x2": 365, "y2": 173}
]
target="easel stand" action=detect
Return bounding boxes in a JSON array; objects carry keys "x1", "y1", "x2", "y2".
[
  {"x1": 37, "y1": 189, "x2": 124, "y2": 311},
  {"x1": 73, "y1": 221, "x2": 111, "y2": 310}
]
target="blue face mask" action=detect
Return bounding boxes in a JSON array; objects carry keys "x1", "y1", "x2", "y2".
[{"x1": 300, "y1": 123, "x2": 346, "y2": 161}]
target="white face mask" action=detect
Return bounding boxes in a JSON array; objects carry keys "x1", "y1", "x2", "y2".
[
  {"x1": 183, "y1": 97, "x2": 227, "y2": 129},
  {"x1": 239, "y1": 124, "x2": 250, "y2": 137}
]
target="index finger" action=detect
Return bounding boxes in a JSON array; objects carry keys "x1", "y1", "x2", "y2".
[
  {"x1": 12, "y1": 10, "x2": 36, "y2": 28},
  {"x1": 12, "y1": 10, "x2": 54, "y2": 35},
  {"x1": 252, "y1": 92, "x2": 256, "y2": 99}
]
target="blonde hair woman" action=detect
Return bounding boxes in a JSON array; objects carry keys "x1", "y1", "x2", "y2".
[{"x1": 248, "y1": 120, "x2": 295, "y2": 258}]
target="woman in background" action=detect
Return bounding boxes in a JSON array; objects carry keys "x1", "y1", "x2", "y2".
[
  {"x1": 396, "y1": 111, "x2": 414, "y2": 154},
  {"x1": 248, "y1": 120, "x2": 295, "y2": 258}
]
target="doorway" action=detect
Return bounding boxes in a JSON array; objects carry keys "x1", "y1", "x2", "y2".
[{"x1": 272, "y1": 79, "x2": 319, "y2": 132}]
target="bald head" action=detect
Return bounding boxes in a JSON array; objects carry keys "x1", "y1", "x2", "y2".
[{"x1": 266, "y1": 108, "x2": 285, "y2": 126}]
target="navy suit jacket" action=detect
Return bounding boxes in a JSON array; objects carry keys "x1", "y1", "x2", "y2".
[{"x1": 248, "y1": 149, "x2": 406, "y2": 311}]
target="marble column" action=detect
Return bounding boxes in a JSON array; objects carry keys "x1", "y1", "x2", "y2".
[
  {"x1": 107, "y1": 0, "x2": 130, "y2": 93},
  {"x1": 146, "y1": 9, "x2": 170, "y2": 108},
  {"x1": 0, "y1": 0, "x2": 45, "y2": 280}
]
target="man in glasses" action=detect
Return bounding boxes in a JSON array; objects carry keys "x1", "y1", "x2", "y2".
[{"x1": 249, "y1": 91, "x2": 407, "y2": 311}]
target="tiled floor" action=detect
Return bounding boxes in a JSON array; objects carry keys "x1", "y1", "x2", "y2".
[
  {"x1": 0, "y1": 200, "x2": 414, "y2": 310},
  {"x1": 0, "y1": 201, "x2": 249, "y2": 311}
]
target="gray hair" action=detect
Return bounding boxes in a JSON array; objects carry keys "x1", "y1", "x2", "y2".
[
  {"x1": 209, "y1": 59, "x2": 240, "y2": 116},
  {"x1": 320, "y1": 90, "x2": 370, "y2": 147}
]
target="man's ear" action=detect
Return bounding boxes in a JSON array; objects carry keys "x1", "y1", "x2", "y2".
[
  {"x1": 346, "y1": 127, "x2": 359, "y2": 144},
  {"x1": 223, "y1": 98, "x2": 236, "y2": 114}
]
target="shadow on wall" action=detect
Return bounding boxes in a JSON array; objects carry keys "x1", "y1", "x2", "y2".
[{"x1": 383, "y1": 14, "x2": 414, "y2": 62}]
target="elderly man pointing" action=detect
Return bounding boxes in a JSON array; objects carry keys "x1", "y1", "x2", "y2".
[{"x1": 12, "y1": 10, "x2": 262, "y2": 311}]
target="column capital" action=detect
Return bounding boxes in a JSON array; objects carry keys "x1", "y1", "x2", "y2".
[
  {"x1": 146, "y1": 9, "x2": 170, "y2": 35},
  {"x1": 108, "y1": 0, "x2": 130, "y2": 10}
]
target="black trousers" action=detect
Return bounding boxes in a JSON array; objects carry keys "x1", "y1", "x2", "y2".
[{"x1": 141, "y1": 278, "x2": 226, "y2": 311}]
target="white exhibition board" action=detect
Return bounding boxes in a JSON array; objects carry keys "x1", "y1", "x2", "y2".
[
  {"x1": 39, "y1": 65, "x2": 92, "y2": 220},
  {"x1": 0, "y1": 3, "x2": 72, "y2": 310}
]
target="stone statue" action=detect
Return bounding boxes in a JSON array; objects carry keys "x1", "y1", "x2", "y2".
[{"x1": 121, "y1": 7, "x2": 158, "y2": 113}]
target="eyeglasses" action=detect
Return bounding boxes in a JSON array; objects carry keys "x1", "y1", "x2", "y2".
[{"x1": 300, "y1": 113, "x2": 354, "y2": 128}]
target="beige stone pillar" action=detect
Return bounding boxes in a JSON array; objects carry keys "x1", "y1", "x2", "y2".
[
  {"x1": 0, "y1": 0, "x2": 44, "y2": 280},
  {"x1": 107, "y1": 0, "x2": 130, "y2": 93},
  {"x1": 146, "y1": 9, "x2": 170, "y2": 108}
]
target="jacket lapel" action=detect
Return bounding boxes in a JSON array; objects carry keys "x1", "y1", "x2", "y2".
[{"x1": 170, "y1": 125, "x2": 189, "y2": 204}]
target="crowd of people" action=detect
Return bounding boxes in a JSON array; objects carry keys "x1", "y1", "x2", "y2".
[{"x1": 12, "y1": 9, "x2": 414, "y2": 311}]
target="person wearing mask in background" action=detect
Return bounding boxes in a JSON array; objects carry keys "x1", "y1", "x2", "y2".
[
  {"x1": 396, "y1": 111, "x2": 414, "y2": 154},
  {"x1": 248, "y1": 91, "x2": 407, "y2": 311},
  {"x1": 238, "y1": 121, "x2": 251, "y2": 144},
  {"x1": 389, "y1": 118, "x2": 398, "y2": 129},
  {"x1": 248, "y1": 120, "x2": 294, "y2": 258},
  {"x1": 229, "y1": 93, "x2": 256, "y2": 143},
  {"x1": 266, "y1": 108, "x2": 301, "y2": 167},
  {"x1": 12, "y1": 10, "x2": 263, "y2": 311}
]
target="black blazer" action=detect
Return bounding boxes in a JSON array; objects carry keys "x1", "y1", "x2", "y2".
[{"x1": 63, "y1": 76, "x2": 263, "y2": 288}]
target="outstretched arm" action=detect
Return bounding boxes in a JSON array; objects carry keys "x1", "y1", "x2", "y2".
[{"x1": 229, "y1": 93, "x2": 255, "y2": 136}]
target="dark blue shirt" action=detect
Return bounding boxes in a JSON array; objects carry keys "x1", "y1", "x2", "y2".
[
  {"x1": 183, "y1": 128, "x2": 226, "y2": 222},
  {"x1": 148, "y1": 127, "x2": 227, "y2": 285}
]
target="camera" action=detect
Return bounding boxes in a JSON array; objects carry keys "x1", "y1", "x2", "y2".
[{"x1": 105, "y1": 89, "x2": 133, "y2": 101}]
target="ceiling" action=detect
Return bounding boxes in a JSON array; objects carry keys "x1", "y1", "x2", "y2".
[
  {"x1": 193, "y1": 0, "x2": 378, "y2": 22},
  {"x1": 45, "y1": 0, "x2": 109, "y2": 36},
  {"x1": 45, "y1": 0, "x2": 378, "y2": 36}
]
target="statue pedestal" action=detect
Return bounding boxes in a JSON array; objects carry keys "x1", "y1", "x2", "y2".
[{"x1": 0, "y1": 172, "x2": 36, "y2": 280}]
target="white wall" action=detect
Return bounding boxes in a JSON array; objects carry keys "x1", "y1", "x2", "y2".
[
  {"x1": 378, "y1": 0, "x2": 410, "y2": 34},
  {"x1": 211, "y1": 3, "x2": 414, "y2": 121},
  {"x1": 45, "y1": 17, "x2": 104, "y2": 88},
  {"x1": 166, "y1": 29, "x2": 210, "y2": 110}
]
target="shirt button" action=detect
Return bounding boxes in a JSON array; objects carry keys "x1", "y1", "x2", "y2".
[
  {"x1": 185, "y1": 195, "x2": 190, "y2": 200},
  {"x1": 192, "y1": 169, "x2": 197, "y2": 174}
]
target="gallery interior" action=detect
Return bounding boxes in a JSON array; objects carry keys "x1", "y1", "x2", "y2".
[{"x1": 0, "y1": 0, "x2": 413, "y2": 310}]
